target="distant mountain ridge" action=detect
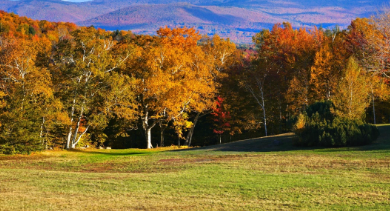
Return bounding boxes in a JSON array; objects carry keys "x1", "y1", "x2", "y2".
[{"x1": 1, "y1": 0, "x2": 389, "y2": 43}]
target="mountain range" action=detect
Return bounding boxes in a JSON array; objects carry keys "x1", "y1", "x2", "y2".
[{"x1": 1, "y1": 0, "x2": 389, "y2": 43}]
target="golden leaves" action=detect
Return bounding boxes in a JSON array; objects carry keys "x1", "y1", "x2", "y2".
[{"x1": 333, "y1": 57, "x2": 370, "y2": 120}]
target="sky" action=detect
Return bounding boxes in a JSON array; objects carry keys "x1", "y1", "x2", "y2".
[{"x1": 62, "y1": 0, "x2": 91, "y2": 2}]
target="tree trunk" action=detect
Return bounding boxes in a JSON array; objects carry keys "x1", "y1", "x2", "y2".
[
  {"x1": 70, "y1": 103, "x2": 85, "y2": 149},
  {"x1": 246, "y1": 79, "x2": 268, "y2": 137},
  {"x1": 159, "y1": 120, "x2": 166, "y2": 147},
  {"x1": 372, "y1": 94, "x2": 376, "y2": 124},
  {"x1": 71, "y1": 125, "x2": 80, "y2": 149},
  {"x1": 66, "y1": 96, "x2": 77, "y2": 149},
  {"x1": 185, "y1": 112, "x2": 201, "y2": 147},
  {"x1": 40, "y1": 117, "x2": 45, "y2": 145},
  {"x1": 279, "y1": 104, "x2": 283, "y2": 134},
  {"x1": 160, "y1": 128, "x2": 164, "y2": 147},
  {"x1": 264, "y1": 116, "x2": 268, "y2": 137},
  {"x1": 66, "y1": 127, "x2": 72, "y2": 149},
  {"x1": 71, "y1": 125, "x2": 89, "y2": 149},
  {"x1": 146, "y1": 128, "x2": 153, "y2": 149},
  {"x1": 349, "y1": 81, "x2": 354, "y2": 117},
  {"x1": 141, "y1": 104, "x2": 156, "y2": 149},
  {"x1": 144, "y1": 122, "x2": 157, "y2": 149},
  {"x1": 178, "y1": 135, "x2": 181, "y2": 147},
  {"x1": 219, "y1": 134, "x2": 222, "y2": 144},
  {"x1": 262, "y1": 92, "x2": 268, "y2": 137}
]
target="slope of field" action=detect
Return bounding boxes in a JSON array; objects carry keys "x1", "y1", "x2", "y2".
[{"x1": 0, "y1": 125, "x2": 389, "y2": 210}]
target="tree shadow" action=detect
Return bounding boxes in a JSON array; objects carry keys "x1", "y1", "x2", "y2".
[
  {"x1": 178, "y1": 125, "x2": 390, "y2": 153},
  {"x1": 176, "y1": 133, "x2": 306, "y2": 153}
]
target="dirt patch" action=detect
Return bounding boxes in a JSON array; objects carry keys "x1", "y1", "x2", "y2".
[
  {"x1": 78, "y1": 161, "x2": 193, "y2": 173},
  {"x1": 158, "y1": 159, "x2": 185, "y2": 163},
  {"x1": 82, "y1": 163, "x2": 119, "y2": 172},
  {"x1": 192, "y1": 159, "x2": 214, "y2": 163},
  {"x1": 0, "y1": 154, "x2": 49, "y2": 161}
]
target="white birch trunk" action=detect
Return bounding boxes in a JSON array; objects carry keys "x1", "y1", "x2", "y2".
[
  {"x1": 40, "y1": 117, "x2": 45, "y2": 145},
  {"x1": 146, "y1": 128, "x2": 153, "y2": 149},
  {"x1": 66, "y1": 95, "x2": 77, "y2": 149},
  {"x1": 66, "y1": 128, "x2": 72, "y2": 149},
  {"x1": 142, "y1": 105, "x2": 156, "y2": 149},
  {"x1": 71, "y1": 126, "x2": 89, "y2": 148},
  {"x1": 70, "y1": 103, "x2": 85, "y2": 149},
  {"x1": 246, "y1": 76, "x2": 268, "y2": 137}
]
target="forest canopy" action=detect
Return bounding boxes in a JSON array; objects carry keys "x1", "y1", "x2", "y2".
[{"x1": 0, "y1": 10, "x2": 388, "y2": 154}]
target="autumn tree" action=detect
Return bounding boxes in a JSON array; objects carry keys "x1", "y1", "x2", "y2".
[
  {"x1": 184, "y1": 35, "x2": 237, "y2": 146},
  {"x1": 246, "y1": 23, "x2": 324, "y2": 135},
  {"x1": 284, "y1": 26, "x2": 324, "y2": 113},
  {"x1": 345, "y1": 18, "x2": 375, "y2": 65},
  {"x1": 0, "y1": 36, "x2": 62, "y2": 153},
  {"x1": 212, "y1": 96, "x2": 231, "y2": 144},
  {"x1": 345, "y1": 17, "x2": 390, "y2": 123},
  {"x1": 52, "y1": 27, "x2": 134, "y2": 149},
  {"x1": 125, "y1": 27, "x2": 218, "y2": 148},
  {"x1": 367, "y1": 11, "x2": 390, "y2": 79},
  {"x1": 241, "y1": 55, "x2": 270, "y2": 136},
  {"x1": 222, "y1": 49, "x2": 263, "y2": 135},
  {"x1": 366, "y1": 75, "x2": 389, "y2": 124},
  {"x1": 310, "y1": 43, "x2": 342, "y2": 101},
  {"x1": 333, "y1": 57, "x2": 370, "y2": 120},
  {"x1": 248, "y1": 26, "x2": 287, "y2": 135}
]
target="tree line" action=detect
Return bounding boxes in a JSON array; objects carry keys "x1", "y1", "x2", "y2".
[{"x1": 0, "y1": 11, "x2": 389, "y2": 154}]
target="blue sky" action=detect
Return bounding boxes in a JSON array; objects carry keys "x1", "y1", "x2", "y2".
[{"x1": 62, "y1": 0, "x2": 91, "y2": 2}]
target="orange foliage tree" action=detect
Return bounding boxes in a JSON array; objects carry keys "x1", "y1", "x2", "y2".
[{"x1": 125, "y1": 27, "x2": 218, "y2": 148}]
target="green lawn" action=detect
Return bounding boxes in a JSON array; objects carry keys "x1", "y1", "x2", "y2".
[{"x1": 1, "y1": 125, "x2": 390, "y2": 210}]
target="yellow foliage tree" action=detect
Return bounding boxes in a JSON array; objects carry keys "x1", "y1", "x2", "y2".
[
  {"x1": 0, "y1": 37, "x2": 60, "y2": 151},
  {"x1": 367, "y1": 75, "x2": 390, "y2": 124},
  {"x1": 310, "y1": 43, "x2": 342, "y2": 101},
  {"x1": 183, "y1": 35, "x2": 237, "y2": 146},
  {"x1": 332, "y1": 57, "x2": 370, "y2": 120}
]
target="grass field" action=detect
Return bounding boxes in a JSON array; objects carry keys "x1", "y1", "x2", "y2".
[{"x1": 1, "y1": 125, "x2": 390, "y2": 210}]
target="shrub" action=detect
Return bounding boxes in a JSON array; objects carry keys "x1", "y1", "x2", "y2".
[
  {"x1": 0, "y1": 144, "x2": 39, "y2": 155},
  {"x1": 0, "y1": 144, "x2": 16, "y2": 155},
  {"x1": 294, "y1": 101, "x2": 379, "y2": 147}
]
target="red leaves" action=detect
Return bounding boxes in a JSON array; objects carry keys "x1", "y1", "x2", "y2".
[{"x1": 211, "y1": 96, "x2": 231, "y2": 135}]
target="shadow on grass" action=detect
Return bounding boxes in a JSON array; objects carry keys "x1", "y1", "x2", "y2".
[
  {"x1": 178, "y1": 124, "x2": 390, "y2": 153},
  {"x1": 177, "y1": 133, "x2": 312, "y2": 153},
  {"x1": 62, "y1": 125, "x2": 390, "y2": 155}
]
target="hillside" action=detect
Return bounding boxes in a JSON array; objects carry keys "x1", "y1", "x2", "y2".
[
  {"x1": 80, "y1": 3, "x2": 280, "y2": 42},
  {"x1": 1, "y1": 0, "x2": 388, "y2": 43},
  {"x1": 82, "y1": 3, "x2": 373, "y2": 42}
]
